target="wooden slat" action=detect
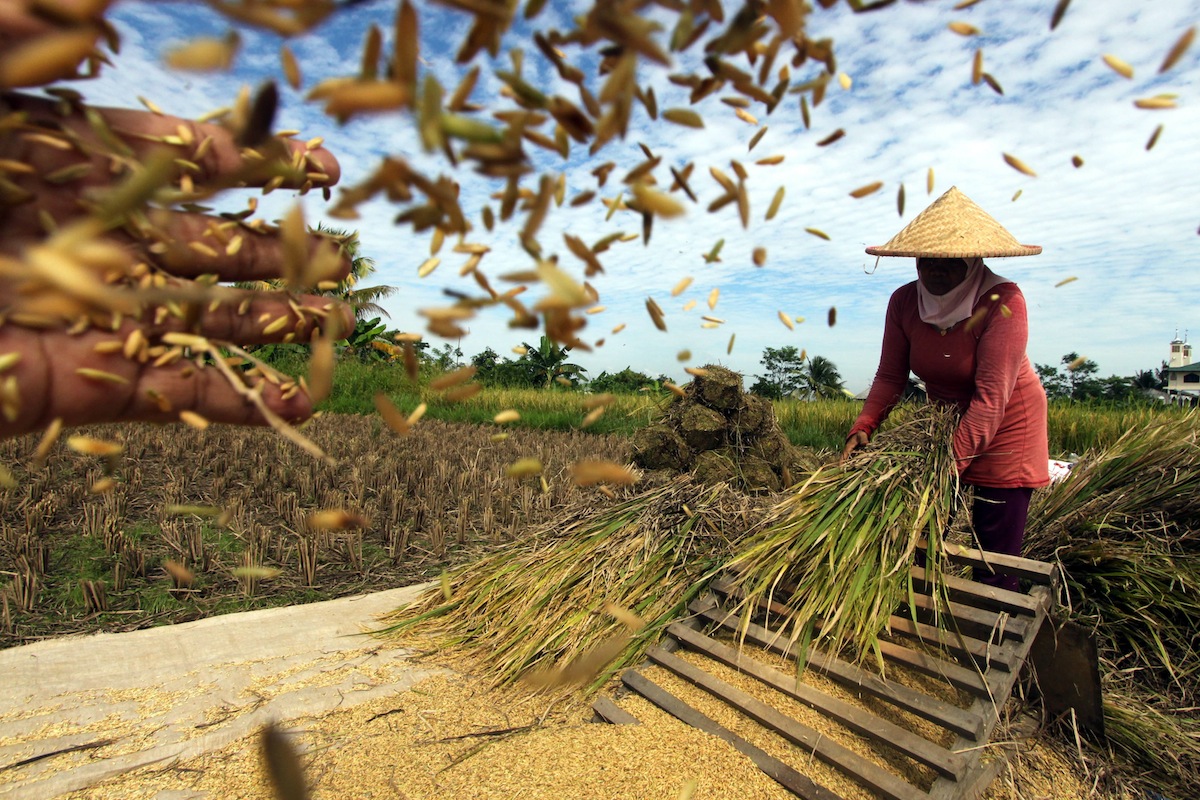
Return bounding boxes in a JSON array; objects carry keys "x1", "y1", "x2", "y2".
[
  {"x1": 910, "y1": 567, "x2": 1042, "y2": 616},
  {"x1": 871, "y1": 638, "x2": 993, "y2": 698},
  {"x1": 693, "y1": 602, "x2": 985, "y2": 741},
  {"x1": 621, "y1": 670, "x2": 844, "y2": 800},
  {"x1": 647, "y1": 646, "x2": 930, "y2": 800},
  {"x1": 666, "y1": 622, "x2": 968, "y2": 781},
  {"x1": 886, "y1": 615, "x2": 1015, "y2": 672},
  {"x1": 591, "y1": 695, "x2": 640, "y2": 725},
  {"x1": 904, "y1": 592, "x2": 1030, "y2": 643},
  {"x1": 925, "y1": 585, "x2": 1054, "y2": 800},
  {"x1": 920, "y1": 540, "x2": 1059, "y2": 586}
]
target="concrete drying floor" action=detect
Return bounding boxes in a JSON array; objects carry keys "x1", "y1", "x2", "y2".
[{"x1": 0, "y1": 584, "x2": 442, "y2": 799}]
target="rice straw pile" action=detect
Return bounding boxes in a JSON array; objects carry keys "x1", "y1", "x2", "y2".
[
  {"x1": 720, "y1": 403, "x2": 962, "y2": 672},
  {"x1": 1025, "y1": 413, "x2": 1200, "y2": 797},
  {"x1": 375, "y1": 477, "x2": 763, "y2": 691}
]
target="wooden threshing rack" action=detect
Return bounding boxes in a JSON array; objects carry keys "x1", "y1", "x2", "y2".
[{"x1": 593, "y1": 545, "x2": 1074, "y2": 800}]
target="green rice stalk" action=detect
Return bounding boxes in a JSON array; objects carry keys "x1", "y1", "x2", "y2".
[
  {"x1": 374, "y1": 476, "x2": 759, "y2": 691},
  {"x1": 720, "y1": 404, "x2": 962, "y2": 672}
]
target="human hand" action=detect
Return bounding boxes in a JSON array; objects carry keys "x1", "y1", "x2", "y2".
[
  {"x1": 840, "y1": 431, "x2": 869, "y2": 464},
  {"x1": 0, "y1": 91, "x2": 352, "y2": 441}
]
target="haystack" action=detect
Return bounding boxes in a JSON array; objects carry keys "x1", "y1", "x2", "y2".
[{"x1": 631, "y1": 366, "x2": 819, "y2": 493}]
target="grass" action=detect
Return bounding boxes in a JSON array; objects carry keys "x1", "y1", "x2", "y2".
[{"x1": 321, "y1": 358, "x2": 1188, "y2": 455}]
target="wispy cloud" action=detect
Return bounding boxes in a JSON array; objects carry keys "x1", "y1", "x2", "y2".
[{"x1": 67, "y1": 0, "x2": 1200, "y2": 390}]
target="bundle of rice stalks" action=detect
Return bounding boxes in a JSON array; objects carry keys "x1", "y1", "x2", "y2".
[
  {"x1": 1027, "y1": 412, "x2": 1200, "y2": 551},
  {"x1": 1101, "y1": 684, "x2": 1200, "y2": 796},
  {"x1": 1059, "y1": 537, "x2": 1200, "y2": 699},
  {"x1": 720, "y1": 404, "x2": 962, "y2": 672},
  {"x1": 375, "y1": 477, "x2": 762, "y2": 691}
]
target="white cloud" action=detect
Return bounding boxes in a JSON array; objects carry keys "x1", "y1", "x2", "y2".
[{"x1": 63, "y1": 0, "x2": 1200, "y2": 391}]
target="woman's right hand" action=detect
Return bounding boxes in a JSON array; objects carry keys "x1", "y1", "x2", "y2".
[{"x1": 841, "y1": 431, "x2": 869, "y2": 464}]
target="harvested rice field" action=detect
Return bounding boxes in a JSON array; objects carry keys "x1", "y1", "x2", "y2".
[{"x1": 0, "y1": 414, "x2": 635, "y2": 647}]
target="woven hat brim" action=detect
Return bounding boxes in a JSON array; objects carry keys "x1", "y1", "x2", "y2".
[{"x1": 865, "y1": 244, "x2": 1042, "y2": 257}]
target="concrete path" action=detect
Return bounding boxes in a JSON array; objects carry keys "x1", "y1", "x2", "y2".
[{"x1": 0, "y1": 584, "x2": 442, "y2": 799}]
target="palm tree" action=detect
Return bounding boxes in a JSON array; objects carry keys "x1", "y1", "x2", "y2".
[
  {"x1": 800, "y1": 355, "x2": 846, "y2": 400},
  {"x1": 235, "y1": 225, "x2": 397, "y2": 321},
  {"x1": 314, "y1": 224, "x2": 397, "y2": 320}
]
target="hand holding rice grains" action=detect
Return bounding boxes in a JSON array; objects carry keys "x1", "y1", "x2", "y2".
[{"x1": 0, "y1": 0, "x2": 353, "y2": 446}]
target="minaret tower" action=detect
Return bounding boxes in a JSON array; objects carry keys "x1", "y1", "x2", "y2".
[{"x1": 1170, "y1": 329, "x2": 1192, "y2": 368}]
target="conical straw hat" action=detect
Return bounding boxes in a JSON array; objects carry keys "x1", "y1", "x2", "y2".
[{"x1": 865, "y1": 186, "x2": 1041, "y2": 258}]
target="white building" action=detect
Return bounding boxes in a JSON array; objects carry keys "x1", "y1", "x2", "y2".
[{"x1": 1164, "y1": 333, "x2": 1200, "y2": 405}]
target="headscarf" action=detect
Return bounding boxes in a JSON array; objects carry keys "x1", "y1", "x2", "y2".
[{"x1": 916, "y1": 257, "x2": 1009, "y2": 331}]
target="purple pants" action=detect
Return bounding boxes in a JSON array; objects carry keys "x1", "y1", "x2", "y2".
[{"x1": 971, "y1": 486, "x2": 1034, "y2": 592}]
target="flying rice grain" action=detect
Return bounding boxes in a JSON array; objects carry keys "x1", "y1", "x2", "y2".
[
  {"x1": 849, "y1": 181, "x2": 883, "y2": 198},
  {"x1": 1134, "y1": 96, "x2": 1177, "y2": 110},
  {"x1": 778, "y1": 310, "x2": 794, "y2": 331},
  {"x1": 734, "y1": 108, "x2": 758, "y2": 125},
  {"x1": 805, "y1": 227, "x2": 830, "y2": 240},
  {"x1": 1102, "y1": 54, "x2": 1134, "y2": 79},
  {"x1": 1072, "y1": 155, "x2": 1084, "y2": 168},
  {"x1": 684, "y1": 367, "x2": 708, "y2": 378},
  {"x1": 1012, "y1": 189, "x2": 1022, "y2": 201},
  {"x1": 765, "y1": 186, "x2": 785, "y2": 221},
  {"x1": 1146, "y1": 125, "x2": 1164, "y2": 150},
  {"x1": 570, "y1": 460, "x2": 637, "y2": 486},
  {"x1": 179, "y1": 410, "x2": 209, "y2": 430},
  {"x1": 581, "y1": 406, "x2": 605, "y2": 427},
  {"x1": 748, "y1": 126, "x2": 767, "y2": 151},
  {"x1": 972, "y1": 50, "x2": 983, "y2": 84},
  {"x1": 417, "y1": 257, "x2": 440, "y2": 278},
  {"x1": 755, "y1": 155, "x2": 784, "y2": 165},
  {"x1": 752, "y1": 247, "x2": 766, "y2": 267},
  {"x1": 670, "y1": 277, "x2": 693, "y2": 297},
  {"x1": 1003, "y1": 153, "x2": 1037, "y2": 176},
  {"x1": 165, "y1": 33, "x2": 240, "y2": 72},
  {"x1": 949, "y1": 22, "x2": 979, "y2": 36},
  {"x1": 1050, "y1": 0, "x2": 1071, "y2": 30},
  {"x1": 662, "y1": 108, "x2": 704, "y2": 128},
  {"x1": 828, "y1": 306, "x2": 837, "y2": 327},
  {"x1": 505, "y1": 458, "x2": 542, "y2": 479},
  {"x1": 67, "y1": 436, "x2": 122, "y2": 457},
  {"x1": 1160, "y1": 26, "x2": 1196, "y2": 73},
  {"x1": 677, "y1": 349, "x2": 691, "y2": 361},
  {"x1": 706, "y1": 288, "x2": 719, "y2": 311},
  {"x1": 645, "y1": 297, "x2": 667, "y2": 331},
  {"x1": 493, "y1": 409, "x2": 520, "y2": 424},
  {"x1": 1055, "y1": 276, "x2": 1078, "y2": 287},
  {"x1": 0, "y1": 29, "x2": 100, "y2": 89},
  {"x1": 664, "y1": 382, "x2": 686, "y2": 397},
  {"x1": 815, "y1": 128, "x2": 845, "y2": 147}
]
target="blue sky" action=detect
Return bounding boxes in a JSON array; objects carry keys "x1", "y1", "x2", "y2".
[{"x1": 70, "y1": 0, "x2": 1200, "y2": 393}]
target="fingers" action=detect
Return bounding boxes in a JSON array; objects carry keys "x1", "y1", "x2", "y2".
[
  {"x1": 840, "y1": 432, "x2": 868, "y2": 464},
  {"x1": 0, "y1": 325, "x2": 314, "y2": 438},
  {"x1": 141, "y1": 210, "x2": 352, "y2": 285},
  {"x1": 3, "y1": 92, "x2": 340, "y2": 190},
  {"x1": 148, "y1": 289, "x2": 354, "y2": 346}
]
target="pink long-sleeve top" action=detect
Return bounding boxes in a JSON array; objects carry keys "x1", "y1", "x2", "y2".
[{"x1": 850, "y1": 280, "x2": 1050, "y2": 489}]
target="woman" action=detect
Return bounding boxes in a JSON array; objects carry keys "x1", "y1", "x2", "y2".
[{"x1": 842, "y1": 187, "x2": 1050, "y2": 591}]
